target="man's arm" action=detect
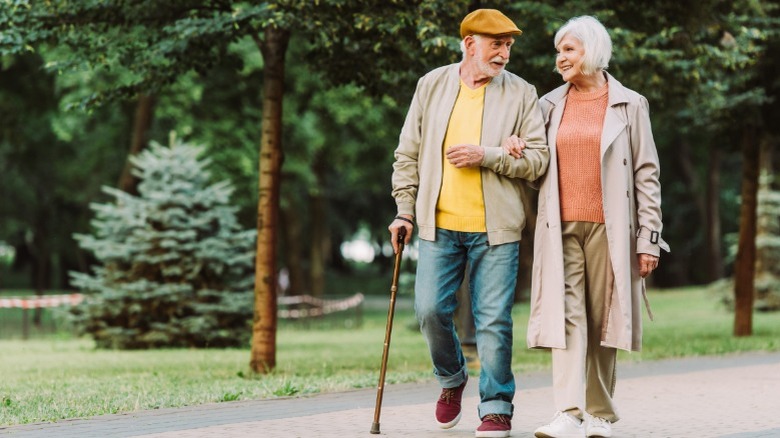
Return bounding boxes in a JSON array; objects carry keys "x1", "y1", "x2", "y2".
[
  {"x1": 389, "y1": 78, "x2": 425, "y2": 251},
  {"x1": 481, "y1": 85, "x2": 549, "y2": 180}
]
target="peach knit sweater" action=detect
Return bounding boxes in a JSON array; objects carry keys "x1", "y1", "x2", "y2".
[{"x1": 557, "y1": 83, "x2": 609, "y2": 223}]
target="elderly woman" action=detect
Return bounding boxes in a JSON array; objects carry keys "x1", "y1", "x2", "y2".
[{"x1": 504, "y1": 15, "x2": 669, "y2": 438}]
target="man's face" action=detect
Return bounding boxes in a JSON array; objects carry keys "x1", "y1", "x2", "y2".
[{"x1": 473, "y1": 35, "x2": 514, "y2": 77}]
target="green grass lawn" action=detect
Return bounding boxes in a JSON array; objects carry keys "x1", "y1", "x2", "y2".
[{"x1": 1, "y1": 287, "x2": 778, "y2": 426}]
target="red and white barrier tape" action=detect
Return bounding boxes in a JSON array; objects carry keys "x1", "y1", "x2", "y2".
[
  {"x1": 0, "y1": 293, "x2": 84, "y2": 309},
  {"x1": 278, "y1": 293, "x2": 364, "y2": 319},
  {"x1": 2, "y1": 292, "x2": 363, "y2": 317}
]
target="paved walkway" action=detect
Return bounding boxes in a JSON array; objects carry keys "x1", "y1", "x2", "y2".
[{"x1": 2, "y1": 351, "x2": 779, "y2": 438}]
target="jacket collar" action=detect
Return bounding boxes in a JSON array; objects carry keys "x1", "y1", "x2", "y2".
[
  {"x1": 543, "y1": 71, "x2": 629, "y2": 108},
  {"x1": 542, "y1": 71, "x2": 632, "y2": 160}
]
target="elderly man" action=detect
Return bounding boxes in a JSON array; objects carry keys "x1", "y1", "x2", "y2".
[{"x1": 388, "y1": 9, "x2": 549, "y2": 437}]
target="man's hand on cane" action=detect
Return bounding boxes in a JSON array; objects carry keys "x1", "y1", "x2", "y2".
[{"x1": 389, "y1": 215, "x2": 414, "y2": 254}]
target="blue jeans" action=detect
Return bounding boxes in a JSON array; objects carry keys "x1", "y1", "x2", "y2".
[{"x1": 415, "y1": 229, "x2": 518, "y2": 418}]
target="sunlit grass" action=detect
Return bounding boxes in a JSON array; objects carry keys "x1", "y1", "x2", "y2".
[
  {"x1": 622, "y1": 286, "x2": 780, "y2": 361},
  {"x1": 1, "y1": 287, "x2": 778, "y2": 426}
]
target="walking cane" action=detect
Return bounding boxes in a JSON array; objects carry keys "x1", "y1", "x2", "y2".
[{"x1": 370, "y1": 227, "x2": 407, "y2": 434}]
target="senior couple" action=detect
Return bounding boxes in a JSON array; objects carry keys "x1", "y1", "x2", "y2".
[{"x1": 388, "y1": 9, "x2": 669, "y2": 438}]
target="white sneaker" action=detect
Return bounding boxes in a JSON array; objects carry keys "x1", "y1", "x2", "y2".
[
  {"x1": 534, "y1": 411, "x2": 585, "y2": 438},
  {"x1": 586, "y1": 416, "x2": 612, "y2": 437}
]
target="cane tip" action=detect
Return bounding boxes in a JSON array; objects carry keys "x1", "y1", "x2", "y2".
[{"x1": 370, "y1": 422, "x2": 380, "y2": 434}]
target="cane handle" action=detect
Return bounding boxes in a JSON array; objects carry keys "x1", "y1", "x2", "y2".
[{"x1": 397, "y1": 226, "x2": 407, "y2": 244}]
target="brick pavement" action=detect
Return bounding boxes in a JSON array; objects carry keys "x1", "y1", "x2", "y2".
[{"x1": 2, "y1": 352, "x2": 779, "y2": 438}]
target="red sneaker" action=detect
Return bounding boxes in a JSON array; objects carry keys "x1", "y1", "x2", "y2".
[
  {"x1": 435, "y1": 376, "x2": 468, "y2": 429},
  {"x1": 476, "y1": 413, "x2": 511, "y2": 437}
]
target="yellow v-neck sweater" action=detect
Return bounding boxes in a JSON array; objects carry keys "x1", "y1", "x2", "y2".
[
  {"x1": 557, "y1": 83, "x2": 609, "y2": 223},
  {"x1": 435, "y1": 80, "x2": 487, "y2": 232}
]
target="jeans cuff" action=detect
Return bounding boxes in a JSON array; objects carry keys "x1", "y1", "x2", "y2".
[
  {"x1": 435, "y1": 365, "x2": 468, "y2": 388},
  {"x1": 478, "y1": 399, "x2": 514, "y2": 419}
]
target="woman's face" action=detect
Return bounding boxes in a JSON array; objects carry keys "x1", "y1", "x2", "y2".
[{"x1": 555, "y1": 34, "x2": 586, "y2": 83}]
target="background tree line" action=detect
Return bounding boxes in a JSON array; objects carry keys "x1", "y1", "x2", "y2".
[{"x1": 1, "y1": 0, "x2": 778, "y2": 370}]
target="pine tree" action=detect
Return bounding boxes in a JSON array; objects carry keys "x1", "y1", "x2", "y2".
[{"x1": 70, "y1": 139, "x2": 256, "y2": 348}]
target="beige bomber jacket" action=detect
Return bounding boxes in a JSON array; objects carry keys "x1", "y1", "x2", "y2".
[{"x1": 391, "y1": 63, "x2": 549, "y2": 245}]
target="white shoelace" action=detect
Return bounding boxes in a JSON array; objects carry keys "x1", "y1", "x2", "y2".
[
  {"x1": 589, "y1": 416, "x2": 610, "y2": 429},
  {"x1": 552, "y1": 411, "x2": 582, "y2": 427}
]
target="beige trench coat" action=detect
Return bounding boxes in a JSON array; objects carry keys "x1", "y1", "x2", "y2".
[{"x1": 526, "y1": 73, "x2": 670, "y2": 352}]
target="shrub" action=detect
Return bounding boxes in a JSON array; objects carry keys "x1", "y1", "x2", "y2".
[{"x1": 70, "y1": 139, "x2": 256, "y2": 348}]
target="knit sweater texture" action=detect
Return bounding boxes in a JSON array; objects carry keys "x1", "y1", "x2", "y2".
[
  {"x1": 435, "y1": 79, "x2": 487, "y2": 232},
  {"x1": 556, "y1": 83, "x2": 609, "y2": 223}
]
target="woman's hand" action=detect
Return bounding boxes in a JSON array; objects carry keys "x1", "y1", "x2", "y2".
[
  {"x1": 638, "y1": 253, "x2": 659, "y2": 278},
  {"x1": 502, "y1": 135, "x2": 526, "y2": 159}
]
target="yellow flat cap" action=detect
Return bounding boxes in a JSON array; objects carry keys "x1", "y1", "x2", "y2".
[{"x1": 460, "y1": 9, "x2": 522, "y2": 39}]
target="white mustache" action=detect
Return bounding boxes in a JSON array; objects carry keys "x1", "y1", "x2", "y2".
[{"x1": 490, "y1": 57, "x2": 507, "y2": 65}]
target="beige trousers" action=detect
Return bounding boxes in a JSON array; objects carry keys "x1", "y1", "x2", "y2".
[{"x1": 552, "y1": 221, "x2": 619, "y2": 422}]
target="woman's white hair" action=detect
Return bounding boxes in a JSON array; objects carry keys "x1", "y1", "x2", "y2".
[{"x1": 554, "y1": 15, "x2": 612, "y2": 75}]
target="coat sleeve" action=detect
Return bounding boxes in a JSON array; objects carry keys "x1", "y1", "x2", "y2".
[
  {"x1": 630, "y1": 96, "x2": 670, "y2": 255},
  {"x1": 481, "y1": 85, "x2": 549, "y2": 181},
  {"x1": 391, "y1": 78, "x2": 425, "y2": 217}
]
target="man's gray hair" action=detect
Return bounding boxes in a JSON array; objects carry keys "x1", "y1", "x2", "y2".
[
  {"x1": 554, "y1": 15, "x2": 612, "y2": 75},
  {"x1": 459, "y1": 34, "x2": 483, "y2": 60}
]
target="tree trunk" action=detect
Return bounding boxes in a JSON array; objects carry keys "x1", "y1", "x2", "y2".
[
  {"x1": 733, "y1": 127, "x2": 759, "y2": 337},
  {"x1": 280, "y1": 199, "x2": 307, "y2": 296},
  {"x1": 677, "y1": 137, "x2": 708, "y2": 284},
  {"x1": 250, "y1": 27, "x2": 289, "y2": 373},
  {"x1": 30, "y1": 221, "x2": 50, "y2": 326},
  {"x1": 705, "y1": 148, "x2": 724, "y2": 281},
  {"x1": 309, "y1": 153, "x2": 327, "y2": 297},
  {"x1": 309, "y1": 192, "x2": 326, "y2": 297},
  {"x1": 118, "y1": 94, "x2": 156, "y2": 195}
]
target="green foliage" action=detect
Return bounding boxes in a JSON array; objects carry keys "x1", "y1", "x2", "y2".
[
  {"x1": 70, "y1": 139, "x2": 256, "y2": 349},
  {"x1": 0, "y1": 1, "x2": 470, "y2": 104},
  {"x1": 754, "y1": 176, "x2": 780, "y2": 310},
  {"x1": 0, "y1": 1, "x2": 275, "y2": 105},
  {"x1": 221, "y1": 390, "x2": 243, "y2": 402},
  {"x1": 278, "y1": 36, "x2": 409, "y2": 256},
  {"x1": 151, "y1": 40, "x2": 264, "y2": 226},
  {"x1": 0, "y1": 241, "x2": 13, "y2": 266},
  {"x1": 0, "y1": 51, "x2": 127, "y2": 290},
  {"x1": 271, "y1": 380, "x2": 300, "y2": 397}
]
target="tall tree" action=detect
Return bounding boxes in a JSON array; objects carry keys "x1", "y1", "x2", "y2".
[
  {"x1": 252, "y1": 25, "x2": 288, "y2": 372},
  {"x1": 0, "y1": 48, "x2": 130, "y2": 292},
  {"x1": 117, "y1": 94, "x2": 156, "y2": 195},
  {"x1": 733, "y1": 127, "x2": 759, "y2": 335}
]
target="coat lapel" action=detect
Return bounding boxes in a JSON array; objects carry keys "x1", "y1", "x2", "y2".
[
  {"x1": 430, "y1": 65, "x2": 464, "y2": 155},
  {"x1": 600, "y1": 73, "x2": 630, "y2": 159},
  {"x1": 541, "y1": 83, "x2": 570, "y2": 156},
  {"x1": 482, "y1": 73, "x2": 505, "y2": 148}
]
